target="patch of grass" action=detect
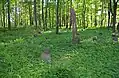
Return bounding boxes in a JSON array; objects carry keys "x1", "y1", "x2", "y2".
[{"x1": 0, "y1": 27, "x2": 119, "y2": 78}]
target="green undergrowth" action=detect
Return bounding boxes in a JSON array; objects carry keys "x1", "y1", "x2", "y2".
[{"x1": 0, "y1": 27, "x2": 119, "y2": 78}]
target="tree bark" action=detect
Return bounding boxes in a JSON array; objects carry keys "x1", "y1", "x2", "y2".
[
  {"x1": 14, "y1": 0, "x2": 17, "y2": 27},
  {"x1": 29, "y1": 4, "x2": 32, "y2": 26},
  {"x1": 56, "y1": 0, "x2": 59, "y2": 34},
  {"x1": 7, "y1": 0, "x2": 11, "y2": 30},
  {"x1": 108, "y1": 2, "x2": 111, "y2": 29},
  {"x1": 101, "y1": 2, "x2": 104, "y2": 27},
  {"x1": 94, "y1": 1, "x2": 97, "y2": 27},
  {"x1": 112, "y1": 0, "x2": 117, "y2": 32},
  {"x1": 34, "y1": 0, "x2": 37, "y2": 29},
  {"x1": 42, "y1": 0, "x2": 44, "y2": 30},
  {"x1": 45, "y1": 0, "x2": 48, "y2": 30},
  {"x1": 2, "y1": 2, "x2": 5, "y2": 29}
]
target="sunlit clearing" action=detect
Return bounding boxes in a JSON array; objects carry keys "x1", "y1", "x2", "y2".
[
  {"x1": 88, "y1": 26, "x2": 101, "y2": 29},
  {"x1": 44, "y1": 30, "x2": 52, "y2": 33}
]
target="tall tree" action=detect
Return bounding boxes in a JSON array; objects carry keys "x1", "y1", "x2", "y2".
[
  {"x1": 38, "y1": 0, "x2": 41, "y2": 26},
  {"x1": 82, "y1": 0, "x2": 86, "y2": 29},
  {"x1": 14, "y1": 0, "x2": 17, "y2": 27},
  {"x1": 45, "y1": 0, "x2": 48, "y2": 30},
  {"x1": 112, "y1": 0, "x2": 118, "y2": 32},
  {"x1": 28, "y1": 2, "x2": 32, "y2": 26},
  {"x1": 56, "y1": 0, "x2": 59, "y2": 34},
  {"x1": 34, "y1": 0, "x2": 37, "y2": 29},
  {"x1": 100, "y1": 1, "x2": 104, "y2": 27},
  {"x1": 42, "y1": 0, "x2": 44, "y2": 30},
  {"x1": 2, "y1": 1, "x2": 5, "y2": 29},
  {"x1": 108, "y1": 0, "x2": 111, "y2": 29},
  {"x1": 69, "y1": 0, "x2": 72, "y2": 29},
  {"x1": 94, "y1": 1, "x2": 97, "y2": 27},
  {"x1": 7, "y1": 0, "x2": 11, "y2": 30}
]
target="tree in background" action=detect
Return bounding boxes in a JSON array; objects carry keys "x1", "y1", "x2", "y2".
[
  {"x1": 0, "y1": 0, "x2": 118, "y2": 33},
  {"x1": 56, "y1": 0, "x2": 59, "y2": 34},
  {"x1": 7, "y1": 0, "x2": 11, "y2": 30},
  {"x1": 34, "y1": 0, "x2": 37, "y2": 29}
]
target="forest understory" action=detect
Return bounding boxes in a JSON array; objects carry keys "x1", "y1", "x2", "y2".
[{"x1": 0, "y1": 27, "x2": 119, "y2": 78}]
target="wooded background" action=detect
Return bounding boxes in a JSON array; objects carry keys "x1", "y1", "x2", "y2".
[{"x1": 0, "y1": 0, "x2": 119, "y2": 32}]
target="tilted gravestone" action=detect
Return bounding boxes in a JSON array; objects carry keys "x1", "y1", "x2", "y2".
[{"x1": 70, "y1": 8, "x2": 80, "y2": 44}]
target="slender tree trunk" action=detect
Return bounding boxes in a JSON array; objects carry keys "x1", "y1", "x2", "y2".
[
  {"x1": 38, "y1": 0, "x2": 41, "y2": 26},
  {"x1": 0, "y1": 13, "x2": 3, "y2": 27},
  {"x1": 112, "y1": 0, "x2": 117, "y2": 32},
  {"x1": 6, "y1": 11, "x2": 8, "y2": 27},
  {"x1": 101, "y1": 2, "x2": 104, "y2": 27},
  {"x1": 94, "y1": 1, "x2": 97, "y2": 27},
  {"x1": 104, "y1": 6, "x2": 106, "y2": 27},
  {"x1": 56, "y1": 0, "x2": 59, "y2": 34},
  {"x1": 86, "y1": 14, "x2": 89, "y2": 28},
  {"x1": 45, "y1": 0, "x2": 48, "y2": 30},
  {"x1": 2, "y1": 2, "x2": 5, "y2": 29},
  {"x1": 14, "y1": 0, "x2": 17, "y2": 27},
  {"x1": 42, "y1": 0, "x2": 44, "y2": 30},
  {"x1": 66, "y1": 4, "x2": 69, "y2": 29},
  {"x1": 90, "y1": 5, "x2": 93, "y2": 27},
  {"x1": 108, "y1": 2, "x2": 111, "y2": 29},
  {"x1": 49, "y1": 5, "x2": 51, "y2": 28},
  {"x1": 69, "y1": 0, "x2": 72, "y2": 29},
  {"x1": 59, "y1": 2, "x2": 61, "y2": 28},
  {"x1": 7, "y1": 0, "x2": 11, "y2": 30},
  {"x1": 29, "y1": 4, "x2": 32, "y2": 26},
  {"x1": 34, "y1": 0, "x2": 37, "y2": 29},
  {"x1": 51, "y1": 8, "x2": 54, "y2": 28},
  {"x1": 64, "y1": 15, "x2": 65, "y2": 26},
  {"x1": 82, "y1": 0, "x2": 86, "y2": 29}
]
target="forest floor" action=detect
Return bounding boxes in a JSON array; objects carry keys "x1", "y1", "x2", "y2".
[{"x1": 0, "y1": 27, "x2": 119, "y2": 78}]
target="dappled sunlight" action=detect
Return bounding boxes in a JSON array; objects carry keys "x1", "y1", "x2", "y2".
[
  {"x1": 60, "y1": 54, "x2": 73, "y2": 61},
  {"x1": 44, "y1": 30, "x2": 53, "y2": 33},
  {"x1": 81, "y1": 37, "x2": 92, "y2": 43},
  {"x1": 0, "y1": 27, "x2": 119, "y2": 77},
  {"x1": 0, "y1": 0, "x2": 119, "y2": 77},
  {"x1": 11, "y1": 38, "x2": 24, "y2": 43},
  {"x1": 88, "y1": 26, "x2": 101, "y2": 29},
  {"x1": 0, "y1": 38, "x2": 24, "y2": 47}
]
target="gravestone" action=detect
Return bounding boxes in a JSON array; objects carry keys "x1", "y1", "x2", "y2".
[{"x1": 70, "y1": 8, "x2": 80, "y2": 44}]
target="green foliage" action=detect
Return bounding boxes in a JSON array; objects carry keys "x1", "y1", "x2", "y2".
[
  {"x1": 0, "y1": 27, "x2": 119, "y2": 78},
  {"x1": 41, "y1": 67, "x2": 74, "y2": 78}
]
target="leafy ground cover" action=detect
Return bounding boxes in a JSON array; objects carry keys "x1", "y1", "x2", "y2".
[{"x1": 0, "y1": 27, "x2": 119, "y2": 78}]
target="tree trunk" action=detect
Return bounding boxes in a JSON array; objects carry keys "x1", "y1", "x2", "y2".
[
  {"x1": 38, "y1": 0, "x2": 41, "y2": 26},
  {"x1": 108, "y1": 2, "x2": 111, "y2": 29},
  {"x1": 2, "y1": 2, "x2": 5, "y2": 29},
  {"x1": 66, "y1": 3, "x2": 69, "y2": 29},
  {"x1": 49, "y1": 5, "x2": 51, "y2": 28},
  {"x1": 82, "y1": 0, "x2": 86, "y2": 29},
  {"x1": 7, "y1": 0, "x2": 11, "y2": 30},
  {"x1": 69, "y1": 0, "x2": 72, "y2": 29},
  {"x1": 45, "y1": 0, "x2": 48, "y2": 30},
  {"x1": 94, "y1": 1, "x2": 97, "y2": 27},
  {"x1": 59, "y1": 2, "x2": 62, "y2": 28},
  {"x1": 90, "y1": 6, "x2": 93, "y2": 27},
  {"x1": 14, "y1": 0, "x2": 17, "y2": 27},
  {"x1": 112, "y1": 0, "x2": 117, "y2": 32},
  {"x1": 34, "y1": 0, "x2": 37, "y2": 29},
  {"x1": 42, "y1": 0, "x2": 44, "y2": 30},
  {"x1": 100, "y1": 2, "x2": 104, "y2": 27},
  {"x1": 29, "y1": 4, "x2": 32, "y2": 26},
  {"x1": 0, "y1": 13, "x2": 3, "y2": 27},
  {"x1": 56, "y1": 0, "x2": 59, "y2": 34}
]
